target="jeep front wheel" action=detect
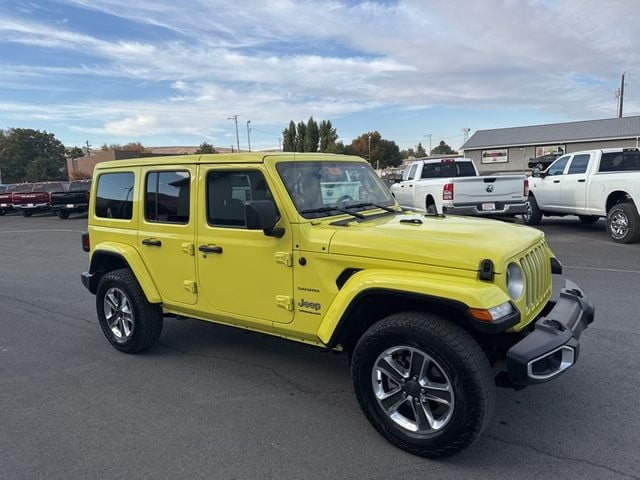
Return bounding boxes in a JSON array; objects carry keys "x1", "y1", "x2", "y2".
[
  {"x1": 351, "y1": 312, "x2": 495, "y2": 458},
  {"x1": 96, "y1": 268, "x2": 163, "y2": 353}
]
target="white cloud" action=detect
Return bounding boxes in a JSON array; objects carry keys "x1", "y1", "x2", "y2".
[{"x1": 0, "y1": 0, "x2": 638, "y2": 148}]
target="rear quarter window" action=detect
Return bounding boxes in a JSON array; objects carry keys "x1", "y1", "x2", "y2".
[
  {"x1": 95, "y1": 172, "x2": 135, "y2": 220},
  {"x1": 599, "y1": 152, "x2": 640, "y2": 172}
]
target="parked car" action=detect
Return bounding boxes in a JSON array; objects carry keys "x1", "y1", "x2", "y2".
[
  {"x1": 0, "y1": 183, "x2": 34, "y2": 215},
  {"x1": 81, "y1": 152, "x2": 594, "y2": 458},
  {"x1": 390, "y1": 158, "x2": 528, "y2": 217},
  {"x1": 51, "y1": 180, "x2": 92, "y2": 219},
  {"x1": 524, "y1": 148, "x2": 640, "y2": 243},
  {"x1": 12, "y1": 181, "x2": 69, "y2": 216}
]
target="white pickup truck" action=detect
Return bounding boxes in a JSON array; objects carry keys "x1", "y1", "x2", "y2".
[
  {"x1": 524, "y1": 147, "x2": 640, "y2": 243},
  {"x1": 390, "y1": 158, "x2": 528, "y2": 217}
]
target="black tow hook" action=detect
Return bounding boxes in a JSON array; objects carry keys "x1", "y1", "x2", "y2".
[{"x1": 543, "y1": 319, "x2": 566, "y2": 332}]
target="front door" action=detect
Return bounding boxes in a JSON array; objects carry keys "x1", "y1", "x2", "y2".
[
  {"x1": 137, "y1": 166, "x2": 197, "y2": 305},
  {"x1": 196, "y1": 166, "x2": 294, "y2": 325},
  {"x1": 561, "y1": 153, "x2": 591, "y2": 212},
  {"x1": 534, "y1": 155, "x2": 570, "y2": 210}
]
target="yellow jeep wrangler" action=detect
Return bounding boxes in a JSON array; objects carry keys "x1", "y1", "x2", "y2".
[{"x1": 81, "y1": 153, "x2": 594, "y2": 458}]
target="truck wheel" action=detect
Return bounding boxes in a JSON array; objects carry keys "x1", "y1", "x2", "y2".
[
  {"x1": 96, "y1": 268, "x2": 163, "y2": 353},
  {"x1": 522, "y1": 196, "x2": 542, "y2": 225},
  {"x1": 426, "y1": 204, "x2": 438, "y2": 214},
  {"x1": 57, "y1": 210, "x2": 70, "y2": 219},
  {"x1": 578, "y1": 215, "x2": 599, "y2": 224},
  {"x1": 21, "y1": 210, "x2": 33, "y2": 217},
  {"x1": 607, "y1": 202, "x2": 640, "y2": 244},
  {"x1": 0, "y1": 208, "x2": 5, "y2": 216},
  {"x1": 351, "y1": 312, "x2": 495, "y2": 458}
]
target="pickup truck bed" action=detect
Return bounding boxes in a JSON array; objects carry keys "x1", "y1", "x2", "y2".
[{"x1": 51, "y1": 180, "x2": 92, "y2": 219}]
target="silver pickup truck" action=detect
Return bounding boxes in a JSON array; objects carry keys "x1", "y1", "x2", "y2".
[{"x1": 390, "y1": 158, "x2": 529, "y2": 217}]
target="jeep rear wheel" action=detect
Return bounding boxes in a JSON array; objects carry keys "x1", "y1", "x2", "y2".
[
  {"x1": 351, "y1": 312, "x2": 494, "y2": 458},
  {"x1": 96, "y1": 268, "x2": 163, "y2": 353}
]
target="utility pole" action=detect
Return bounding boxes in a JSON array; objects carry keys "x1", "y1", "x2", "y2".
[
  {"x1": 85, "y1": 140, "x2": 91, "y2": 156},
  {"x1": 246, "y1": 120, "x2": 251, "y2": 152},
  {"x1": 278, "y1": 137, "x2": 282, "y2": 152},
  {"x1": 616, "y1": 73, "x2": 627, "y2": 118},
  {"x1": 462, "y1": 128, "x2": 470, "y2": 143},
  {"x1": 425, "y1": 134, "x2": 432, "y2": 156},
  {"x1": 227, "y1": 115, "x2": 240, "y2": 152}
]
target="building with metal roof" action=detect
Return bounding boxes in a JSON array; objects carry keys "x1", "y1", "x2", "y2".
[{"x1": 461, "y1": 116, "x2": 640, "y2": 174}]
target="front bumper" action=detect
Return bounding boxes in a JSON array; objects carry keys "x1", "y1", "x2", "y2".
[
  {"x1": 506, "y1": 279, "x2": 594, "y2": 385},
  {"x1": 443, "y1": 202, "x2": 528, "y2": 216}
]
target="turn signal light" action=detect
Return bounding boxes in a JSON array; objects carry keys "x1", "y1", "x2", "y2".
[
  {"x1": 524, "y1": 179, "x2": 529, "y2": 197},
  {"x1": 81, "y1": 232, "x2": 90, "y2": 252}
]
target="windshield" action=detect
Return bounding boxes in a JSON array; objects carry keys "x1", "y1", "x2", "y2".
[
  {"x1": 70, "y1": 181, "x2": 92, "y2": 191},
  {"x1": 277, "y1": 160, "x2": 395, "y2": 219},
  {"x1": 9, "y1": 184, "x2": 33, "y2": 193}
]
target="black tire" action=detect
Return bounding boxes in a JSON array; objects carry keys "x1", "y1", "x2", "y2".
[
  {"x1": 0, "y1": 208, "x2": 5, "y2": 216},
  {"x1": 96, "y1": 268, "x2": 163, "y2": 353},
  {"x1": 351, "y1": 312, "x2": 495, "y2": 458},
  {"x1": 57, "y1": 210, "x2": 70, "y2": 219},
  {"x1": 426, "y1": 203, "x2": 438, "y2": 214},
  {"x1": 578, "y1": 215, "x2": 599, "y2": 224},
  {"x1": 607, "y1": 201, "x2": 640, "y2": 244},
  {"x1": 21, "y1": 210, "x2": 33, "y2": 217},
  {"x1": 522, "y1": 195, "x2": 542, "y2": 225}
]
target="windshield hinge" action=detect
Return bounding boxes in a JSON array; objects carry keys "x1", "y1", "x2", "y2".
[
  {"x1": 183, "y1": 280, "x2": 197, "y2": 293},
  {"x1": 181, "y1": 243, "x2": 195, "y2": 256},
  {"x1": 275, "y1": 252, "x2": 293, "y2": 267}
]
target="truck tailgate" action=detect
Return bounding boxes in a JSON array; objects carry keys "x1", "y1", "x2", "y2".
[{"x1": 453, "y1": 175, "x2": 526, "y2": 204}]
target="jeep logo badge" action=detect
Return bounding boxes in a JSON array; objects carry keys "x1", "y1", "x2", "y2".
[{"x1": 486, "y1": 184, "x2": 494, "y2": 193}]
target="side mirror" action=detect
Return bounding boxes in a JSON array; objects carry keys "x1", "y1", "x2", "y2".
[
  {"x1": 532, "y1": 167, "x2": 541, "y2": 177},
  {"x1": 245, "y1": 200, "x2": 284, "y2": 238}
]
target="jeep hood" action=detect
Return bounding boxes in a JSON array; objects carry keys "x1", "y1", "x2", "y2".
[{"x1": 328, "y1": 213, "x2": 545, "y2": 273}]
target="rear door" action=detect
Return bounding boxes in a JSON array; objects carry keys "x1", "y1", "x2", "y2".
[
  {"x1": 560, "y1": 153, "x2": 591, "y2": 211},
  {"x1": 137, "y1": 166, "x2": 197, "y2": 305}
]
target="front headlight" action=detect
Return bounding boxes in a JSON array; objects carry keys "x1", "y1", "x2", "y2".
[{"x1": 507, "y1": 262, "x2": 524, "y2": 299}]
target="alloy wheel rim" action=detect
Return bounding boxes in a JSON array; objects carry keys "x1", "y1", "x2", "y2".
[
  {"x1": 103, "y1": 287, "x2": 134, "y2": 342},
  {"x1": 371, "y1": 346, "x2": 454, "y2": 435},
  {"x1": 610, "y1": 211, "x2": 629, "y2": 239}
]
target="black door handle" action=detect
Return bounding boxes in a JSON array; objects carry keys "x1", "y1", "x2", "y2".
[
  {"x1": 142, "y1": 238, "x2": 162, "y2": 247},
  {"x1": 199, "y1": 245, "x2": 223, "y2": 254},
  {"x1": 578, "y1": 179, "x2": 586, "y2": 183},
  {"x1": 553, "y1": 180, "x2": 560, "y2": 183}
]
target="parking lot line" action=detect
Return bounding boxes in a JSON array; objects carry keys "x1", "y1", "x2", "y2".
[
  {"x1": 0, "y1": 229, "x2": 83, "y2": 235},
  {"x1": 564, "y1": 265, "x2": 640, "y2": 274}
]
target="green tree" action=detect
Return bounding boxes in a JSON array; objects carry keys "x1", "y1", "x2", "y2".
[
  {"x1": 318, "y1": 120, "x2": 338, "y2": 152},
  {"x1": 282, "y1": 121, "x2": 296, "y2": 152},
  {"x1": 305, "y1": 116, "x2": 319, "y2": 153},
  {"x1": 401, "y1": 148, "x2": 415, "y2": 159},
  {"x1": 415, "y1": 142, "x2": 426, "y2": 157},
  {"x1": 195, "y1": 142, "x2": 218, "y2": 154},
  {"x1": 101, "y1": 142, "x2": 146, "y2": 152},
  {"x1": 66, "y1": 146, "x2": 85, "y2": 159},
  {"x1": 431, "y1": 140, "x2": 456, "y2": 155},
  {"x1": 347, "y1": 131, "x2": 402, "y2": 169},
  {"x1": 295, "y1": 121, "x2": 307, "y2": 152},
  {"x1": 0, "y1": 128, "x2": 66, "y2": 183}
]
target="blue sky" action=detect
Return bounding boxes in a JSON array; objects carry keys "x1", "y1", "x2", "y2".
[{"x1": 0, "y1": 0, "x2": 638, "y2": 151}]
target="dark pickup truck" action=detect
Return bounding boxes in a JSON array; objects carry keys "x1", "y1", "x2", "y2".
[
  {"x1": 0, "y1": 184, "x2": 34, "y2": 215},
  {"x1": 12, "y1": 182, "x2": 68, "y2": 216},
  {"x1": 50, "y1": 180, "x2": 92, "y2": 219}
]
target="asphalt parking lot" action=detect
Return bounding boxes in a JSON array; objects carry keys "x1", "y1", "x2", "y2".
[{"x1": 1, "y1": 212, "x2": 639, "y2": 480}]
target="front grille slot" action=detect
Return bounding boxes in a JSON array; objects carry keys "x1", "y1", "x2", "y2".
[{"x1": 519, "y1": 242, "x2": 551, "y2": 313}]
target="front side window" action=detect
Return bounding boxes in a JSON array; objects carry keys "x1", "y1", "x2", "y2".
[
  {"x1": 277, "y1": 161, "x2": 395, "y2": 219},
  {"x1": 567, "y1": 154, "x2": 590, "y2": 174},
  {"x1": 206, "y1": 170, "x2": 273, "y2": 228},
  {"x1": 407, "y1": 163, "x2": 418, "y2": 180},
  {"x1": 95, "y1": 172, "x2": 135, "y2": 219},
  {"x1": 145, "y1": 171, "x2": 190, "y2": 224},
  {"x1": 546, "y1": 156, "x2": 570, "y2": 176}
]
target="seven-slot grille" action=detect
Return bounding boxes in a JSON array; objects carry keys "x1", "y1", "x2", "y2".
[{"x1": 519, "y1": 241, "x2": 552, "y2": 313}]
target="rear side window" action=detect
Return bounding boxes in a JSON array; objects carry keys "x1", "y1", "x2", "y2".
[
  {"x1": 95, "y1": 172, "x2": 135, "y2": 219},
  {"x1": 599, "y1": 152, "x2": 640, "y2": 173},
  {"x1": 567, "y1": 154, "x2": 590, "y2": 174},
  {"x1": 145, "y1": 171, "x2": 190, "y2": 224}
]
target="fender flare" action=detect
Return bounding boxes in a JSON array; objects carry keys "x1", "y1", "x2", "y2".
[
  {"x1": 89, "y1": 242, "x2": 162, "y2": 303},
  {"x1": 317, "y1": 269, "x2": 511, "y2": 346}
]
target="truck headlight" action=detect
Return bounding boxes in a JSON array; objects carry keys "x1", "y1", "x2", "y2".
[{"x1": 507, "y1": 262, "x2": 524, "y2": 300}]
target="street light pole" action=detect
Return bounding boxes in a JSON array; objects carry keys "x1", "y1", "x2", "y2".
[
  {"x1": 227, "y1": 115, "x2": 240, "y2": 152},
  {"x1": 246, "y1": 120, "x2": 251, "y2": 152}
]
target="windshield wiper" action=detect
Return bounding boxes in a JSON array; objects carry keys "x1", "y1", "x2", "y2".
[
  {"x1": 341, "y1": 202, "x2": 398, "y2": 213},
  {"x1": 300, "y1": 206, "x2": 365, "y2": 219}
]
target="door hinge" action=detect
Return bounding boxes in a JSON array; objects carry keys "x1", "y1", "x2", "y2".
[
  {"x1": 275, "y1": 295, "x2": 294, "y2": 311},
  {"x1": 181, "y1": 243, "x2": 195, "y2": 256},
  {"x1": 183, "y1": 280, "x2": 197, "y2": 293},
  {"x1": 275, "y1": 251, "x2": 293, "y2": 267}
]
